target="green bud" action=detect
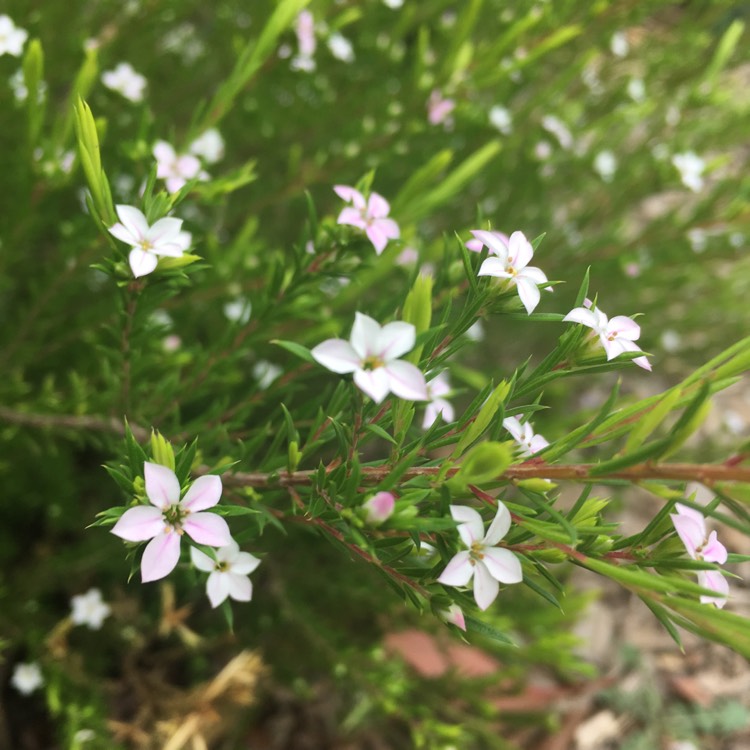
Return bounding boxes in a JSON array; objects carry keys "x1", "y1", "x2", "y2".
[
  {"x1": 447, "y1": 441, "x2": 512, "y2": 492},
  {"x1": 150, "y1": 430, "x2": 176, "y2": 471}
]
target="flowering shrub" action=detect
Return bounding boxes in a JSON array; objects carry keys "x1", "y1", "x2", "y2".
[{"x1": 1, "y1": 1, "x2": 749, "y2": 747}]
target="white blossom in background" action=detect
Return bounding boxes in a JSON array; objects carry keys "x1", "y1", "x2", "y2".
[
  {"x1": 11, "y1": 662, "x2": 43, "y2": 695},
  {"x1": 0, "y1": 15, "x2": 28, "y2": 57},
  {"x1": 535, "y1": 141, "x2": 553, "y2": 161},
  {"x1": 665, "y1": 105, "x2": 681, "y2": 127},
  {"x1": 489, "y1": 105, "x2": 512, "y2": 135},
  {"x1": 223, "y1": 298, "x2": 252, "y2": 324},
  {"x1": 153, "y1": 140, "x2": 205, "y2": 194},
  {"x1": 423, "y1": 373, "x2": 454, "y2": 428},
  {"x1": 291, "y1": 10, "x2": 316, "y2": 71},
  {"x1": 661, "y1": 329, "x2": 682, "y2": 353},
  {"x1": 427, "y1": 90, "x2": 455, "y2": 127},
  {"x1": 503, "y1": 416, "x2": 549, "y2": 456},
  {"x1": 438, "y1": 503, "x2": 523, "y2": 611},
  {"x1": 474, "y1": 230, "x2": 549, "y2": 314},
  {"x1": 72, "y1": 729, "x2": 96, "y2": 744},
  {"x1": 687, "y1": 227, "x2": 708, "y2": 253},
  {"x1": 191, "y1": 541, "x2": 261, "y2": 608},
  {"x1": 383, "y1": 0, "x2": 404, "y2": 7},
  {"x1": 593, "y1": 150, "x2": 617, "y2": 182},
  {"x1": 541, "y1": 115, "x2": 573, "y2": 150},
  {"x1": 101, "y1": 62, "x2": 147, "y2": 102},
  {"x1": 71, "y1": 588, "x2": 111, "y2": 630},
  {"x1": 108, "y1": 205, "x2": 188, "y2": 278},
  {"x1": 610, "y1": 31, "x2": 629, "y2": 57},
  {"x1": 252, "y1": 360, "x2": 283, "y2": 389},
  {"x1": 189, "y1": 129, "x2": 225, "y2": 164},
  {"x1": 328, "y1": 32, "x2": 354, "y2": 63},
  {"x1": 9, "y1": 67, "x2": 46, "y2": 103},
  {"x1": 729, "y1": 232, "x2": 744, "y2": 248},
  {"x1": 672, "y1": 151, "x2": 705, "y2": 192},
  {"x1": 627, "y1": 77, "x2": 646, "y2": 103},
  {"x1": 465, "y1": 320, "x2": 485, "y2": 342},
  {"x1": 311, "y1": 312, "x2": 428, "y2": 403}
]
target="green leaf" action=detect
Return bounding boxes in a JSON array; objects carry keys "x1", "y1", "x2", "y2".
[
  {"x1": 272, "y1": 339, "x2": 316, "y2": 363},
  {"x1": 464, "y1": 616, "x2": 516, "y2": 646},
  {"x1": 453, "y1": 380, "x2": 510, "y2": 457},
  {"x1": 447, "y1": 441, "x2": 512, "y2": 492}
]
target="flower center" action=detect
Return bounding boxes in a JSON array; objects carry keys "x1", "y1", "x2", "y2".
[
  {"x1": 469, "y1": 541, "x2": 485, "y2": 563},
  {"x1": 139, "y1": 239, "x2": 154, "y2": 252},
  {"x1": 216, "y1": 561, "x2": 230, "y2": 573},
  {"x1": 162, "y1": 503, "x2": 188, "y2": 532},
  {"x1": 361, "y1": 355, "x2": 384, "y2": 371}
]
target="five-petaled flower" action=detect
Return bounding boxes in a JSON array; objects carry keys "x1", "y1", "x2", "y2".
[
  {"x1": 108, "y1": 205, "x2": 189, "y2": 278},
  {"x1": 563, "y1": 302, "x2": 651, "y2": 371},
  {"x1": 311, "y1": 312, "x2": 428, "y2": 403},
  {"x1": 334, "y1": 185, "x2": 400, "y2": 255},
  {"x1": 190, "y1": 540, "x2": 261, "y2": 608},
  {"x1": 438, "y1": 502, "x2": 523, "y2": 611},
  {"x1": 153, "y1": 140, "x2": 205, "y2": 194},
  {"x1": 670, "y1": 503, "x2": 729, "y2": 607},
  {"x1": 70, "y1": 588, "x2": 111, "y2": 630},
  {"x1": 474, "y1": 230, "x2": 549, "y2": 314},
  {"x1": 503, "y1": 416, "x2": 549, "y2": 456},
  {"x1": 0, "y1": 15, "x2": 28, "y2": 57},
  {"x1": 11, "y1": 662, "x2": 43, "y2": 696},
  {"x1": 423, "y1": 372, "x2": 454, "y2": 428},
  {"x1": 111, "y1": 463, "x2": 231, "y2": 583}
]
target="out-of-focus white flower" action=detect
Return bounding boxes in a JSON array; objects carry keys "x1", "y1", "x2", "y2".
[
  {"x1": 328, "y1": 32, "x2": 354, "y2": 62},
  {"x1": 383, "y1": 0, "x2": 404, "y2": 7},
  {"x1": 627, "y1": 77, "x2": 646, "y2": 103},
  {"x1": 9, "y1": 67, "x2": 46, "y2": 103},
  {"x1": 189, "y1": 129, "x2": 225, "y2": 164},
  {"x1": 489, "y1": 105, "x2": 512, "y2": 135},
  {"x1": 465, "y1": 320, "x2": 485, "y2": 342},
  {"x1": 0, "y1": 15, "x2": 28, "y2": 57},
  {"x1": 535, "y1": 141, "x2": 552, "y2": 161},
  {"x1": 292, "y1": 10, "x2": 316, "y2": 71},
  {"x1": 71, "y1": 588, "x2": 111, "y2": 630},
  {"x1": 541, "y1": 115, "x2": 573, "y2": 150},
  {"x1": 672, "y1": 151, "x2": 705, "y2": 192},
  {"x1": 252, "y1": 360, "x2": 282, "y2": 389},
  {"x1": 593, "y1": 150, "x2": 617, "y2": 182},
  {"x1": 102, "y1": 62, "x2": 147, "y2": 102},
  {"x1": 610, "y1": 31, "x2": 629, "y2": 57},
  {"x1": 11, "y1": 662, "x2": 43, "y2": 695},
  {"x1": 423, "y1": 373, "x2": 454, "y2": 428},
  {"x1": 687, "y1": 228, "x2": 708, "y2": 253},
  {"x1": 661, "y1": 329, "x2": 682, "y2": 353},
  {"x1": 503, "y1": 416, "x2": 549, "y2": 456},
  {"x1": 223, "y1": 298, "x2": 252, "y2": 324},
  {"x1": 153, "y1": 140, "x2": 204, "y2": 194}
]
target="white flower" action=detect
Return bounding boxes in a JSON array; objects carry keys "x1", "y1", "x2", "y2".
[
  {"x1": 474, "y1": 230, "x2": 549, "y2": 314},
  {"x1": 489, "y1": 105, "x2": 512, "y2": 135},
  {"x1": 153, "y1": 140, "x2": 204, "y2": 194},
  {"x1": 223, "y1": 298, "x2": 252, "y2": 324},
  {"x1": 70, "y1": 588, "x2": 111, "y2": 630},
  {"x1": 311, "y1": 312, "x2": 428, "y2": 403},
  {"x1": 11, "y1": 662, "x2": 43, "y2": 695},
  {"x1": 563, "y1": 303, "x2": 651, "y2": 371},
  {"x1": 672, "y1": 151, "x2": 705, "y2": 193},
  {"x1": 328, "y1": 32, "x2": 354, "y2": 63},
  {"x1": 191, "y1": 540, "x2": 261, "y2": 608},
  {"x1": 108, "y1": 205, "x2": 187, "y2": 278},
  {"x1": 610, "y1": 31, "x2": 629, "y2": 57},
  {"x1": 0, "y1": 15, "x2": 28, "y2": 57},
  {"x1": 423, "y1": 372, "x2": 454, "y2": 428},
  {"x1": 593, "y1": 150, "x2": 617, "y2": 182},
  {"x1": 627, "y1": 77, "x2": 646, "y2": 103},
  {"x1": 503, "y1": 416, "x2": 549, "y2": 456},
  {"x1": 383, "y1": 0, "x2": 404, "y2": 7},
  {"x1": 292, "y1": 9, "x2": 316, "y2": 71},
  {"x1": 687, "y1": 227, "x2": 708, "y2": 253},
  {"x1": 252, "y1": 360, "x2": 282, "y2": 389},
  {"x1": 541, "y1": 115, "x2": 573, "y2": 150},
  {"x1": 438, "y1": 503, "x2": 523, "y2": 610},
  {"x1": 189, "y1": 129, "x2": 225, "y2": 164},
  {"x1": 101, "y1": 62, "x2": 146, "y2": 102},
  {"x1": 465, "y1": 320, "x2": 485, "y2": 342}
]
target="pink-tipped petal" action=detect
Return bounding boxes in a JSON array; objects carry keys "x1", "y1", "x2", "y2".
[
  {"x1": 206, "y1": 572, "x2": 230, "y2": 608},
  {"x1": 478, "y1": 256, "x2": 512, "y2": 279},
  {"x1": 670, "y1": 513, "x2": 704, "y2": 559},
  {"x1": 442, "y1": 604, "x2": 466, "y2": 631},
  {"x1": 181, "y1": 475, "x2": 223, "y2": 512},
  {"x1": 609, "y1": 315, "x2": 641, "y2": 341},
  {"x1": 115, "y1": 205, "x2": 149, "y2": 241},
  {"x1": 365, "y1": 223, "x2": 390, "y2": 254},
  {"x1": 333, "y1": 185, "x2": 366, "y2": 208},
  {"x1": 311, "y1": 338, "x2": 361, "y2": 374},
  {"x1": 437, "y1": 551, "x2": 474, "y2": 586},
  {"x1": 385, "y1": 361, "x2": 429, "y2": 401},
  {"x1": 483, "y1": 502, "x2": 512, "y2": 546},
  {"x1": 190, "y1": 546, "x2": 216, "y2": 572},
  {"x1": 176, "y1": 154, "x2": 201, "y2": 179},
  {"x1": 128, "y1": 249, "x2": 158, "y2": 278},
  {"x1": 228, "y1": 573, "x2": 253, "y2": 602},
  {"x1": 367, "y1": 192, "x2": 390, "y2": 219},
  {"x1": 451, "y1": 505, "x2": 485, "y2": 547},
  {"x1": 471, "y1": 230, "x2": 509, "y2": 260},
  {"x1": 141, "y1": 531, "x2": 181, "y2": 582},
  {"x1": 697, "y1": 569, "x2": 729, "y2": 607},
  {"x1": 482, "y1": 547, "x2": 523, "y2": 584},
  {"x1": 353, "y1": 367, "x2": 391, "y2": 403},
  {"x1": 633, "y1": 355, "x2": 652, "y2": 371},
  {"x1": 702, "y1": 531, "x2": 728, "y2": 564},
  {"x1": 515, "y1": 276, "x2": 541, "y2": 314},
  {"x1": 111, "y1": 505, "x2": 164, "y2": 542},
  {"x1": 473, "y1": 561, "x2": 500, "y2": 610},
  {"x1": 183, "y1": 512, "x2": 232, "y2": 547},
  {"x1": 144, "y1": 462, "x2": 181, "y2": 508},
  {"x1": 377, "y1": 321, "x2": 416, "y2": 360}
]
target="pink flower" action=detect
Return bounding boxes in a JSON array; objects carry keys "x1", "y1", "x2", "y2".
[
  {"x1": 311, "y1": 312, "x2": 428, "y2": 403},
  {"x1": 697, "y1": 570, "x2": 729, "y2": 609},
  {"x1": 334, "y1": 185, "x2": 400, "y2": 255},
  {"x1": 363, "y1": 491, "x2": 395, "y2": 524},
  {"x1": 474, "y1": 230, "x2": 549, "y2": 314},
  {"x1": 503, "y1": 416, "x2": 549, "y2": 456},
  {"x1": 563, "y1": 303, "x2": 651, "y2": 371},
  {"x1": 438, "y1": 502, "x2": 523, "y2": 611},
  {"x1": 427, "y1": 90, "x2": 455, "y2": 126},
  {"x1": 111, "y1": 463, "x2": 231, "y2": 583},
  {"x1": 440, "y1": 603, "x2": 466, "y2": 631},
  {"x1": 423, "y1": 372, "x2": 454, "y2": 428},
  {"x1": 153, "y1": 140, "x2": 204, "y2": 194},
  {"x1": 190, "y1": 540, "x2": 260, "y2": 608}
]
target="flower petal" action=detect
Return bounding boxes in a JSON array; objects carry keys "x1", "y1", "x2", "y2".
[
  {"x1": 514, "y1": 276, "x2": 541, "y2": 314},
  {"x1": 702, "y1": 531, "x2": 728, "y2": 564},
  {"x1": 365, "y1": 223, "x2": 390, "y2": 254},
  {"x1": 353, "y1": 367, "x2": 391, "y2": 403},
  {"x1": 146, "y1": 217, "x2": 183, "y2": 246},
  {"x1": 141, "y1": 531, "x2": 181, "y2": 582},
  {"x1": 477, "y1": 256, "x2": 512, "y2": 279},
  {"x1": 473, "y1": 561, "x2": 500, "y2": 610},
  {"x1": 206, "y1": 572, "x2": 230, "y2": 608},
  {"x1": 376, "y1": 321, "x2": 416, "y2": 361},
  {"x1": 333, "y1": 185, "x2": 366, "y2": 209},
  {"x1": 507, "y1": 231, "x2": 533, "y2": 269},
  {"x1": 144, "y1": 462, "x2": 181, "y2": 508},
  {"x1": 181, "y1": 475, "x2": 222, "y2": 512},
  {"x1": 115, "y1": 205, "x2": 149, "y2": 242},
  {"x1": 502, "y1": 416, "x2": 523, "y2": 442},
  {"x1": 183, "y1": 512, "x2": 232, "y2": 547},
  {"x1": 471, "y1": 230, "x2": 509, "y2": 260},
  {"x1": 190, "y1": 546, "x2": 216, "y2": 572},
  {"x1": 437, "y1": 551, "x2": 474, "y2": 586},
  {"x1": 519, "y1": 266, "x2": 548, "y2": 285},
  {"x1": 450, "y1": 505, "x2": 484, "y2": 547},
  {"x1": 385, "y1": 361, "x2": 428, "y2": 401},
  {"x1": 608, "y1": 315, "x2": 641, "y2": 341},
  {"x1": 483, "y1": 501, "x2": 512, "y2": 546},
  {"x1": 228, "y1": 573, "x2": 253, "y2": 602},
  {"x1": 670, "y1": 512, "x2": 704, "y2": 559},
  {"x1": 350, "y1": 313, "x2": 382, "y2": 358},
  {"x1": 231, "y1": 551, "x2": 262, "y2": 576},
  {"x1": 337, "y1": 206, "x2": 367, "y2": 229},
  {"x1": 111, "y1": 505, "x2": 164, "y2": 541},
  {"x1": 563, "y1": 307, "x2": 599, "y2": 329},
  {"x1": 697, "y1": 569, "x2": 729, "y2": 608},
  {"x1": 482, "y1": 547, "x2": 523, "y2": 584},
  {"x1": 109, "y1": 222, "x2": 138, "y2": 246},
  {"x1": 153, "y1": 140, "x2": 176, "y2": 168},
  {"x1": 367, "y1": 192, "x2": 390, "y2": 219},
  {"x1": 311, "y1": 338, "x2": 361, "y2": 373},
  {"x1": 128, "y1": 249, "x2": 158, "y2": 278}
]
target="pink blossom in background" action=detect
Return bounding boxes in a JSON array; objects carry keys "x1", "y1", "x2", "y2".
[
  {"x1": 153, "y1": 140, "x2": 204, "y2": 194},
  {"x1": 427, "y1": 90, "x2": 456, "y2": 126},
  {"x1": 334, "y1": 185, "x2": 400, "y2": 255}
]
